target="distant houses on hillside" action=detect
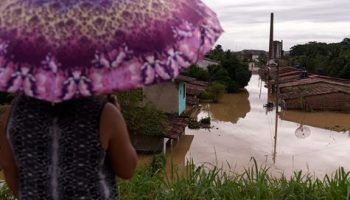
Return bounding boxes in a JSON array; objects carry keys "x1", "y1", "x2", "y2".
[
  {"x1": 239, "y1": 50, "x2": 268, "y2": 62},
  {"x1": 239, "y1": 49, "x2": 268, "y2": 70}
]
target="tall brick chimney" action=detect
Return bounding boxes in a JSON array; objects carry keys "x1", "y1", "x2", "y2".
[{"x1": 269, "y1": 13, "x2": 274, "y2": 59}]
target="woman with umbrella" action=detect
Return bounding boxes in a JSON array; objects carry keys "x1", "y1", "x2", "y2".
[{"x1": 0, "y1": 0, "x2": 222, "y2": 199}]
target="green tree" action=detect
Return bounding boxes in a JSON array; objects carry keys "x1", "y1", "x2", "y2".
[
  {"x1": 185, "y1": 44, "x2": 252, "y2": 93},
  {"x1": 182, "y1": 65, "x2": 209, "y2": 81},
  {"x1": 200, "y1": 82, "x2": 226, "y2": 103},
  {"x1": 207, "y1": 45, "x2": 224, "y2": 61},
  {"x1": 289, "y1": 38, "x2": 350, "y2": 79}
]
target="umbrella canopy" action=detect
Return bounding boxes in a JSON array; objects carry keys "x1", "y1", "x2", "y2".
[{"x1": 0, "y1": 0, "x2": 223, "y2": 102}]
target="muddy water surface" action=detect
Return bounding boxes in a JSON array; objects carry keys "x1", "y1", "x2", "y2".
[{"x1": 178, "y1": 75, "x2": 350, "y2": 177}]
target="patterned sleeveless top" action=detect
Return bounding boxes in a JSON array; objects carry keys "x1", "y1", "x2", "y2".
[{"x1": 6, "y1": 95, "x2": 118, "y2": 200}]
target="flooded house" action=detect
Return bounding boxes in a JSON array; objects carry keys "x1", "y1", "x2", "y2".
[
  {"x1": 279, "y1": 77, "x2": 350, "y2": 111},
  {"x1": 140, "y1": 76, "x2": 189, "y2": 153},
  {"x1": 144, "y1": 76, "x2": 187, "y2": 116},
  {"x1": 268, "y1": 66, "x2": 300, "y2": 80},
  {"x1": 265, "y1": 63, "x2": 350, "y2": 112},
  {"x1": 278, "y1": 70, "x2": 305, "y2": 84},
  {"x1": 186, "y1": 79, "x2": 208, "y2": 106}
]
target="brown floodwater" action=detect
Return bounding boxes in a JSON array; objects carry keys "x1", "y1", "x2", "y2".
[{"x1": 175, "y1": 75, "x2": 350, "y2": 177}]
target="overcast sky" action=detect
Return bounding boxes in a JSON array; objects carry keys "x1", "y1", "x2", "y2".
[{"x1": 202, "y1": 0, "x2": 350, "y2": 51}]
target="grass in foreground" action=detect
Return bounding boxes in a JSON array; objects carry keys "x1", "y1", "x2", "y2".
[
  {"x1": 0, "y1": 156, "x2": 349, "y2": 199},
  {"x1": 119, "y1": 156, "x2": 350, "y2": 200}
]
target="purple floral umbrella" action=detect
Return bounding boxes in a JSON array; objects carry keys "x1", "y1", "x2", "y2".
[{"x1": 0, "y1": 0, "x2": 223, "y2": 102}]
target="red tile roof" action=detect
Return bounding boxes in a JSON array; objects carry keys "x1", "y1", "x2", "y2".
[
  {"x1": 176, "y1": 75, "x2": 196, "y2": 82},
  {"x1": 279, "y1": 70, "x2": 303, "y2": 77},
  {"x1": 280, "y1": 84, "x2": 350, "y2": 100},
  {"x1": 164, "y1": 114, "x2": 189, "y2": 139},
  {"x1": 279, "y1": 77, "x2": 350, "y2": 88}
]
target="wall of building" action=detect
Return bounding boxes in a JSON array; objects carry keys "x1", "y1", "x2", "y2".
[
  {"x1": 285, "y1": 92, "x2": 350, "y2": 111},
  {"x1": 143, "y1": 82, "x2": 179, "y2": 114},
  {"x1": 273, "y1": 41, "x2": 283, "y2": 59}
]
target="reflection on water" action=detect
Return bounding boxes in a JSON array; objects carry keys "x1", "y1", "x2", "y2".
[
  {"x1": 138, "y1": 135, "x2": 194, "y2": 172},
  {"x1": 201, "y1": 91, "x2": 250, "y2": 124},
  {"x1": 280, "y1": 111, "x2": 350, "y2": 132},
  {"x1": 180, "y1": 75, "x2": 350, "y2": 177}
]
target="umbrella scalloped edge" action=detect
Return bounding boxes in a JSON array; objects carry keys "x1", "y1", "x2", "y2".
[{"x1": 0, "y1": 1, "x2": 223, "y2": 102}]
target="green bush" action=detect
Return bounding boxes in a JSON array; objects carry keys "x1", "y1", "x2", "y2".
[
  {"x1": 116, "y1": 89, "x2": 143, "y2": 107},
  {"x1": 226, "y1": 81, "x2": 240, "y2": 93},
  {"x1": 207, "y1": 82, "x2": 226, "y2": 103},
  {"x1": 182, "y1": 65, "x2": 209, "y2": 81},
  {"x1": 199, "y1": 82, "x2": 226, "y2": 103},
  {"x1": 117, "y1": 90, "x2": 169, "y2": 136},
  {"x1": 235, "y1": 67, "x2": 252, "y2": 88},
  {"x1": 198, "y1": 91, "x2": 213, "y2": 100},
  {"x1": 122, "y1": 103, "x2": 168, "y2": 136}
]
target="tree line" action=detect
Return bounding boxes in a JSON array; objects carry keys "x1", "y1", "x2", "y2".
[
  {"x1": 183, "y1": 45, "x2": 252, "y2": 93},
  {"x1": 289, "y1": 38, "x2": 350, "y2": 79}
]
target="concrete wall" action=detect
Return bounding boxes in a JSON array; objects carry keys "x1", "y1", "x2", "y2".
[
  {"x1": 144, "y1": 82, "x2": 179, "y2": 114},
  {"x1": 273, "y1": 41, "x2": 283, "y2": 59},
  {"x1": 285, "y1": 92, "x2": 350, "y2": 111}
]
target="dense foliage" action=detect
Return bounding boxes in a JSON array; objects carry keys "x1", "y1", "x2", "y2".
[
  {"x1": 289, "y1": 38, "x2": 350, "y2": 79},
  {"x1": 183, "y1": 45, "x2": 252, "y2": 93},
  {"x1": 199, "y1": 82, "x2": 226, "y2": 103},
  {"x1": 207, "y1": 45, "x2": 252, "y2": 92},
  {"x1": 117, "y1": 90, "x2": 168, "y2": 136},
  {"x1": 183, "y1": 64, "x2": 210, "y2": 82}
]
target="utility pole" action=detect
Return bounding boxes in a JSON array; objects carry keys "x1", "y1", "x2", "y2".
[
  {"x1": 268, "y1": 12, "x2": 279, "y2": 164},
  {"x1": 273, "y1": 60, "x2": 279, "y2": 164}
]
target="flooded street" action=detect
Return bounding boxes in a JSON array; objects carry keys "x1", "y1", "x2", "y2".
[{"x1": 177, "y1": 75, "x2": 350, "y2": 177}]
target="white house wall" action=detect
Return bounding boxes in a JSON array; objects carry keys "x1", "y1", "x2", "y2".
[{"x1": 143, "y1": 81, "x2": 179, "y2": 114}]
